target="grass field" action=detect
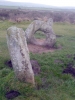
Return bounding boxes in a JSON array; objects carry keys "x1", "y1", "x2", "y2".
[{"x1": 0, "y1": 20, "x2": 75, "y2": 100}]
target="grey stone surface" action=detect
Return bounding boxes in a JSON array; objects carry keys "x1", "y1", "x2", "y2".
[
  {"x1": 25, "y1": 18, "x2": 56, "y2": 47},
  {"x1": 7, "y1": 26, "x2": 35, "y2": 85}
]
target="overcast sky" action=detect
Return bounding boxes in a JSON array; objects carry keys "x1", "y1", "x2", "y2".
[{"x1": 4, "y1": 0, "x2": 75, "y2": 7}]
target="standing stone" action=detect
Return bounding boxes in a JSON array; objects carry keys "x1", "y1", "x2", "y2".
[
  {"x1": 7, "y1": 26, "x2": 35, "y2": 85},
  {"x1": 25, "y1": 18, "x2": 56, "y2": 47}
]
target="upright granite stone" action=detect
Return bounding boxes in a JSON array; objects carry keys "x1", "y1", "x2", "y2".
[
  {"x1": 7, "y1": 26, "x2": 35, "y2": 85},
  {"x1": 25, "y1": 18, "x2": 56, "y2": 47}
]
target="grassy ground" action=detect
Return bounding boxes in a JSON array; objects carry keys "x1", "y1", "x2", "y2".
[{"x1": 0, "y1": 20, "x2": 75, "y2": 100}]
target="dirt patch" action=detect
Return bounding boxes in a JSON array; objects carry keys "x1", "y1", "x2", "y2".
[
  {"x1": 66, "y1": 54, "x2": 73, "y2": 58},
  {"x1": 72, "y1": 54, "x2": 75, "y2": 60},
  {"x1": 63, "y1": 67, "x2": 75, "y2": 77},
  {"x1": 5, "y1": 60, "x2": 40, "y2": 75},
  {"x1": 54, "y1": 59, "x2": 63, "y2": 64},
  {"x1": 62, "y1": 54, "x2": 75, "y2": 77},
  {"x1": 66, "y1": 54, "x2": 75, "y2": 60},
  {"x1": 67, "y1": 62, "x2": 74, "y2": 68},
  {"x1": 5, "y1": 90, "x2": 20, "y2": 99},
  {"x1": 28, "y1": 39, "x2": 62, "y2": 53},
  {"x1": 5, "y1": 60, "x2": 12, "y2": 68},
  {"x1": 35, "y1": 77, "x2": 50, "y2": 90},
  {"x1": 31, "y1": 60, "x2": 40, "y2": 75}
]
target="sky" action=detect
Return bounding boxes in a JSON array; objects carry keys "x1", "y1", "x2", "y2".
[{"x1": 4, "y1": 0, "x2": 75, "y2": 7}]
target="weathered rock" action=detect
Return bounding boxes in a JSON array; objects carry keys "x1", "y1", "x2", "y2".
[
  {"x1": 7, "y1": 26, "x2": 35, "y2": 85},
  {"x1": 25, "y1": 18, "x2": 56, "y2": 47}
]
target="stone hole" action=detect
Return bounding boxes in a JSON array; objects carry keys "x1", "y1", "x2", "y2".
[{"x1": 34, "y1": 31, "x2": 46, "y2": 46}]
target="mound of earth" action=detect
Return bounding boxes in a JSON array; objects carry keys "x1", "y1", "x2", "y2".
[{"x1": 28, "y1": 39, "x2": 62, "y2": 53}]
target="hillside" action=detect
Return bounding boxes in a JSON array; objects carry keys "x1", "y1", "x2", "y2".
[
  {"x1": 0, "y1": 1, "x2": 55, "y2": 8},
  {"x1": 0, "y1": 1, "x2": 75, "y2": 10}
]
